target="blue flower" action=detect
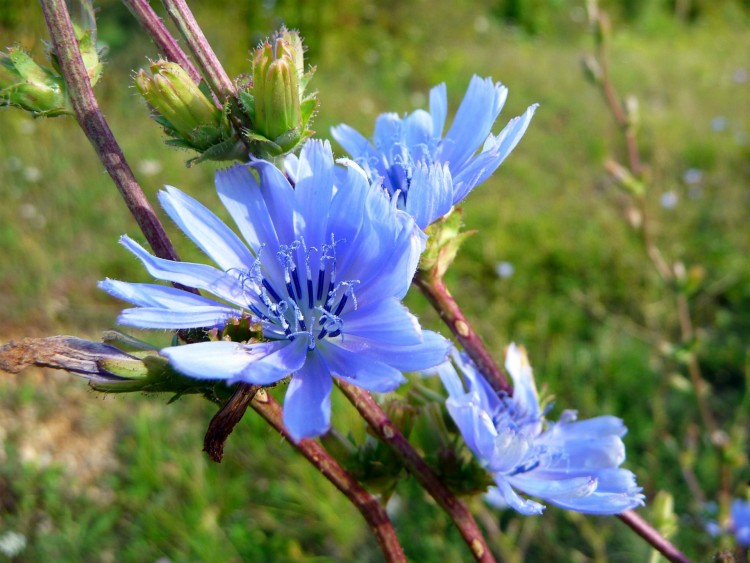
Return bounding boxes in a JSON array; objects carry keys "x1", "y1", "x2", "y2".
[
  {"x1": 436, "y1": 344, "x2": 644, "y2": 515},
  {"x1": 331, "y1": 75, "x2": 537, "y2": 228},
  {"x1": 99, "y1": 140, "x2": 450, "y2": 441},
  {"x1": 731, "y1": 499, "x2": 750, "y2": 546}
]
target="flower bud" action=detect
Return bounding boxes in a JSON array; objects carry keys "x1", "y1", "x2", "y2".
[
  {"x1": 0, "y1": 47, "x2": 70, "y2": 117},
  {"x1": 240, "y1": 27, "x2": 317, "y2": 157},
  {"x1": 135, "y1": 60, "x2": 227, "y2": 152}
]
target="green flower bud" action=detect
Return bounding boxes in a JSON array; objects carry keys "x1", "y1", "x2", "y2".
[
  {"x1": 240, "y1": 27, "x2": 318, "y2": 158},
  {"x1": 253, "y1": 38, "x2": 301, "y2": 143},
  {"x1": 135, "y1": 60, "x2": 228, "y2": 152},
  {"x1": 0, "y1": 46, "x2": 70, "y2": 117}
]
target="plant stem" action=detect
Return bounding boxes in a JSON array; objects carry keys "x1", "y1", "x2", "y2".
[
  {"x1": 39, "y1": 0, "x2": 182, "y2": 265},
  {"x1": 250, "y1": 388, "x2": 407, "y2": 563},
  {"x1": 414, "y1": 271, "x2": 511, "y2": 395},
  {"x1": 160, "y1": 0, "x2": 236, "y2": 100},
  {"x1": 618, "y1": 511, "x2": 689, "y2": 563},
  {"x1": 337, "y1": 381, "x2": 496, "y2": 563},
  {"x1": 122, "y1": 0, "x2": 202, "y2": 84}
]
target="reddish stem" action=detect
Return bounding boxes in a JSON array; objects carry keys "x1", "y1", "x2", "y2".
[
  {"x1": 39, "y1": 0, "x2": 182, "y2": 266},
  {"x1": 414, "y1": 271, "x2": 511, "y2": 395},
  {"x1": 618, "y1": 511, "x2": 689, "y2": 563},
  {"x1": 251, "y1": 389, "x2": 406, "y2": 563},
  {"x1": 160, "y1": 0, "x2": 236, "y2": 100},
  {"x1": 338, "y1": 381, "x2": 496, "y2": 563},
  {"x1": 122, "y1": 0, "x2": 202, "y2": 83}
]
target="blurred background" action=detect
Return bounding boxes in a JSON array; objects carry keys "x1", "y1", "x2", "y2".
[{"x1": 1, "y1": 0, "x2": 749, "y2": 560}]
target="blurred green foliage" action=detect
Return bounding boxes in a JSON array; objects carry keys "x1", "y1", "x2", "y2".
[{"x1": 1, "y1": 0, "x2": 749, "y2": 561}]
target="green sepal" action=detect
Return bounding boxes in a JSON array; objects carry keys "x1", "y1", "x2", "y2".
[{"x1": 419, "y1": 208, "x2": 476, "y2": 278}]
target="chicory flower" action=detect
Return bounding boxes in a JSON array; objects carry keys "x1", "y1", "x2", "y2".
[
  {"x1": 331, "y1": 75, "x2": 537, "y2": 228},
  {"x1": 437, "y1": 344, "x2": 645, "y2": 515},
  {"x1": 100, "y1": 140, "x2": 450, "y2": 441}
]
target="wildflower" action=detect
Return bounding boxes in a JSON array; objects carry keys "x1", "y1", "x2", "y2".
[
  {"x1": 731, "y1": 499, "x2": 750, "y2": 547},
  {"x1": 436, "y1": 344, "x2": 644, "y2": 515},
  {"x1": 100, "y1": 140, "x2": 450, "y2": 441},
  {"x1": 331, "y1": 75, "x2": 537, "y2": 228}
]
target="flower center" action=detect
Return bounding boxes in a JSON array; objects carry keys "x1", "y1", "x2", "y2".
[{"x1": 231, "y1": 234, "x2": 358, "y2": 351}]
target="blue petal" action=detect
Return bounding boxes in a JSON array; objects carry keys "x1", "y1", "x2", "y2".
[
  {"x1": 333, "y1": 330, "x2": 451, "y2": 372},
  {"x1": 99, "y1": 279, "x2": 220, "y2": 309},
  {"x1": 405, "y1": 162, "x2": 453, "y2": 229},
  {"x1": 330, "y1": 123, "x2": 378, "y2": 169},
  {"x1": 403, "y1": 109, "x2": 434, "y2": 156},
  {"x1": 318, "y1": 344, "x2": 406, "y2": 393},
  {"x1": 214, "y1": 164, "x2": 286, "y2": 290},
  {"x1": 342, "y1": 298, "x2": 422, "y2": 345},
  {"x1": 118, "y1": 305, "x2": 240, "y2": 329},
  {"x1": 451, "y1": 103, "x2": 537, "y2": 203},
  {"x1": 162, "y1": 338, "x2": 307, "y2": 385},
  {"x1": 344, "y1": 212, "x2": 422, "y2": 305},
  {"x1": 283, "y1": 352, "x2": 333, "y2": 441},
  {"x1": 439, "y1": 76, "x2": 508, "y2": 169},
  {"x1": 283, "y1": 153, "x2": 300, "y2": 183},
  {"x1": 445, "y1": 398, "x2": 499, "y2": 464},
  {"x1": 293, "y1": 140, "x2": 334, "y2": 248},
  {"x1": 452, "y1": 350, "x2": 502, "y2": 413},
  {"x1": 548, "y1": 489, "x2": 644, "y2": 515},
  {"x1": 158, "y1": 186, "x2": 255, "y2": 272},
  {"x1": 429, "y1": 82, "x2": 448, "y2": 139},
  {"x1": 504, "y1": 343, "x2": 541, "y2": 419},
  {"x1": 489, "y1": 479, "x2": 545, "y2": 516},
  {"x1": 508, "y1": 473, "x2": 597, "y2": 501},
  {"x1": 432, "y1": 358, "x2": 466, "y2": 399},
  {"x1": 118, "y1": 236, "x2": 251, "y2": 308},
  {"x1": 372, "y1": 113, "x2": 403, "y2": 154},
  {"x1": 249, "y1": 159, "x2": 296, "y2": 245}
]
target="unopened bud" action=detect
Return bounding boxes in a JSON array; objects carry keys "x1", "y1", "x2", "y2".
[
  {"x1": 136, "y1": 60, "x2": 227, "y2": 152},
  {"x1": 0, "y1": 47, "x2": 69, "y2": 117},
  {"x1": 240, "y1": 27, "x2": 317, "y2": 157},
  {"x1": 253, "y1": 38, "x2": 301, "y2": 142}
]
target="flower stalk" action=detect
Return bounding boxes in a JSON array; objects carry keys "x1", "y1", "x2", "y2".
[
  {"x1": 39, "y1": 0, "x2": 182, "y2": 265},
  {"x1": 414, "y1": 270, "x2": 511, "y2": 395},
  {"x1": 122, "y1": 0, "x2": 202, "y2": 84},
  {"x1": 337, "y1": 380, "x2": 496, "y2": 563},
  {"x1": 160, "y1": 0, "x2": 235, "y2": 102}
]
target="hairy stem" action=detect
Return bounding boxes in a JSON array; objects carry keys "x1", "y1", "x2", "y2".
[
  {"x1": 250, "y1": 388, "x2": 407, "y2": 563},
  {"x1": 40, "y1": 0, "x2": 182, "y2": 265},
  {"x1": 414, "y1": 271, "x2": 511, "y2": 395},
  {"x1": 160, "y1": 0, "x2": 236, "y2": 100},
  {"x1": 122, "y1": 0, "x2": 202, "y2": 83},
  {"x1": 337, "y1": 381, "x2": 496, "y2": 563}
]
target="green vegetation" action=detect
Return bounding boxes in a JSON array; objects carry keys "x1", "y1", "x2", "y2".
[{"x1": 1, "y1": 1, "x2": 748, "y2": 560}]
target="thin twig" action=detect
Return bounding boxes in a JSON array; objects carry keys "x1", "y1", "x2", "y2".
[
  {"x1": 414, "y1": 271, "x2": 511, "y2": 395},
  {"x1": 160, "y1": 0, "x2": 236, "y2": 100},
  {"x1": 618, "y1": 511, "x2": 689, "y2": 563},
  {"x1": 337, "y1": 381, "x2": 496, "y2": 563},
  {"x1": 250, "y1": 389, "x2": 407, "y2": 563},
  {"x1": 121, "y1": 0, "x2": 202, "y2": 83},
  {"x1": 39, "y1": 0, "x2": 183, "y2": 265}
]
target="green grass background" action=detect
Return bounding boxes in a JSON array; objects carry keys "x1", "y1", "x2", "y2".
[{"x1": 1, "y1": 0, "x2": 749, "y2": 560}]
